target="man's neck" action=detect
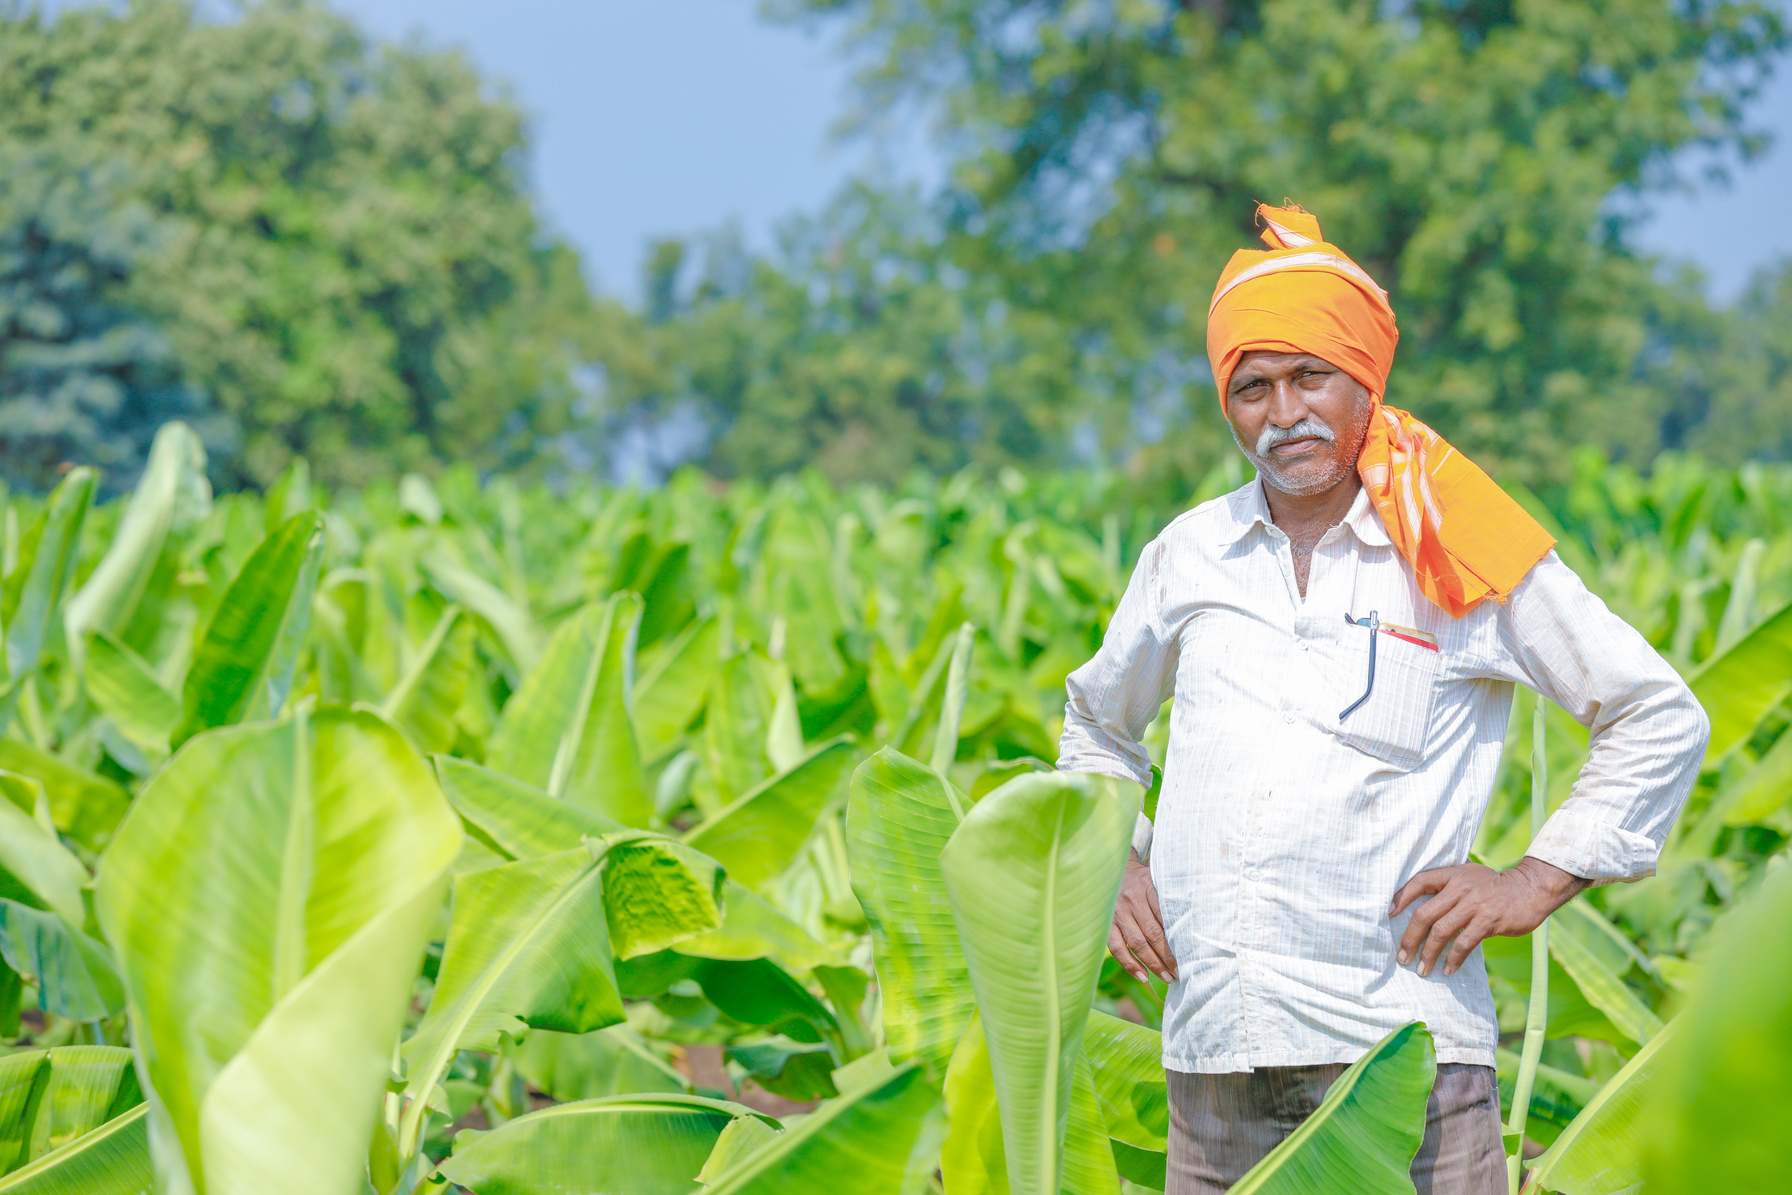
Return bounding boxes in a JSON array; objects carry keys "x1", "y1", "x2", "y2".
[
  {"x1": 1261, "y1": 471, "x2": 1363, "y2": 534},
  {"x1": 1261, "y1": 472, "x2": 1363, "y2": 598}
]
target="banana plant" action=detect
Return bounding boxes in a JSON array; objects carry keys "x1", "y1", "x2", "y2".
[{"x1": 95, "y1": 706, "x2": 463, "y2": 1195}]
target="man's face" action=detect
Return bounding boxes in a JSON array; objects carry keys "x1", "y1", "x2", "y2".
[{"x1": 1225, "y1": 351, "x2": 1374, "y2": 498}]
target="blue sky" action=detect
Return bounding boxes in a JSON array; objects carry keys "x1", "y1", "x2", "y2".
[{"x1": 324, "y1": 1, "x2": 1786, "y2": 304}]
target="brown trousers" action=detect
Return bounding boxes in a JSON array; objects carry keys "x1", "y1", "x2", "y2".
[{"x1": 1165, "y1": 1063, "x2": 1505, "y2": 1195}]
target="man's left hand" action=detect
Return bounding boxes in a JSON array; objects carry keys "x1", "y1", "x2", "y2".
[{"x1": 1389, "y1": 856, "x2": 1590, "y2": 977}]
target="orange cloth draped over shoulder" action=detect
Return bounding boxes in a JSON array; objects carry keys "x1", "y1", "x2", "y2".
[{"x1": 1205, "y1": 202, "x2": 1554, "y2": 618}]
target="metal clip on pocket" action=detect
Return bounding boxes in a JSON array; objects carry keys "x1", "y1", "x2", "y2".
[{"x1": 1340, "y1": 610, "x2": 1379, "y2": 721}]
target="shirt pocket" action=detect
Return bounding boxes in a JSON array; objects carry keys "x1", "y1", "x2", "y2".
[{"x1": 1330, "y1": 622, "x2": 1442, "y2": 772}]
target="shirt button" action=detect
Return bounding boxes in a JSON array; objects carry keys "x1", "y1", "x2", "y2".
[
  {"x1": 1283, "y1": 712, "x2": 1295, "y2": 724},
  {"x1": 1298, "y1": 641, "x2": 1309, "y2": 651},
  {"x1": 1245, "y1": 868, "x2": 1260, "y2": 882}
]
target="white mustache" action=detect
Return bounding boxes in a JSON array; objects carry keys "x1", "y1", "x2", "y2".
[{"x1": 1256, "y1": 417, "x2": 1336, "y2": 457}]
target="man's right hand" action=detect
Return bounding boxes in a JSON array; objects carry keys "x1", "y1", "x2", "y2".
[{"x1": 1109, "y1": 848, "x2": 1177, "y2": 983}]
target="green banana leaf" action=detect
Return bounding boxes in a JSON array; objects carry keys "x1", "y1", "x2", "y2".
[
  {"x1": 83, "y1": 632, "x2": 180, "y2": 760},
  {"x1": 1641, "y1": 865, "x2": 1792, "y2": 1194},
  {"x1": 700, "y1": 653, "x2": 777, "y2": 810},
  {"x1": 601, "y1": 835, "x2": 726, "y2": 958},
  {"x1": 1082, "y1": 1011, "x2": 1168, "y2": 1153},
  {"x1": 1546, "y1": 924, "x2": 1661, "y2": 1048},
  {"x1": 685, "y1": 738, "x2": 857, "y2": 890},
  {"x1": 673, "y1": 880, "x2": 845, "y2": 974},
  {"x1": 505, "y1": 1025, "x2": 690, "y2": 1102},
  {"x1": 0, "y1": 1104, "x2": 150, "y2": 1194},
  {"x1": 1521, "y1": 1024, "x2": 1675, "y2": 1193},
  {"x1": 379, "y1": 605, "x2": 473, "y2": 753},
  {"x1": 62, "y1": 423, "x2": 209, "y2": 671},
  {"x1": 942, "y1": 1012, "x2": 1122, "y2": 1195},
  {"x1": 0, "y1": 782, "x2": 87, "y2": 924},
  {"x1": 0, "y1": 745, "x2": 127, "y2": 856},
  {"x1": 1229, "y1": 1023, "x2": 1435, "y2": 1195},
  {"x1": 173, "y1": 512, "x2": 324, "y2": 744},
  {"x1": 433, "y1": 754, "x2": 623, "y2": 858},
  {"x1": 0, "y1": 1046, "x2": 141, "y2": 1175},
  {"x1": 400, "y1": 836, "x2": 719, "y2": 1149},
  {"x1": 486, "y1": 595, "x2": 652, "y2": 825},
  {"x1": 420, "y1": 548, "x2": 541, "y2": 672},
  {"x1": 845, "y1": 747, "x2": 972, "y2": 1077},
  {"x1": 437, "y1": 1094, "x2": 769, "y2": 1195},
  {"x1": 2, "y1": 469, "x2": 94, "y2": 701},
  {"x1": 1493, "y1": 1048, "x2": 1602, "y2": 1150},
  {"x1": 94, "y1": 706, "x2": 461, "y2": 1195},
  {"x1": 634, "y1": 616, "x2": 720, "y2": 760},
  {"x1": 400, "y1": 846, "x2": 626, "y2": 1151},
  {"x1": 701, "y1": 1062, "x2": 945, "y2": 1195},
  {"x1": 939, "y1": 771, "x2": 1142, "y2": 1195},
  {"x1": 0, "y1": 902, "x2": 122, "y2": 1021},
  {"x1": 692, "y1": 957, "x2": 840, "y2": 1045},
  {"x1": 1688, "y1": 599, "x2": 1792, "y2": 763},
  {"x1": 1717, "y1": 720, "x2": 1792, "y2": 824}
]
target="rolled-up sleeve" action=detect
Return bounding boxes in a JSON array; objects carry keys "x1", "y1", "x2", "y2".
[
  {"x1": 1059, "y1": 539, "x2": 1179, "y2": 860},
  {"x1": 1489, "y1": 552, "x2": 1710, "y2": 883}
]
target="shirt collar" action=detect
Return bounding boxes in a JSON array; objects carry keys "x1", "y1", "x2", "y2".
[{"x1": 1214, "y1": 476, "x2": 1394, "y2": 548}]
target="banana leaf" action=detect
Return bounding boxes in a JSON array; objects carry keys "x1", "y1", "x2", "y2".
[
  {"x1": 432, "y1": 754, "x2": 623, "y2": 859},
  {"x1": 685, "y1": 738, "x2": 856, "y2": 890},
  {"x1": 1641, "y1": 865, "x2": 1792, "y2": 1193},
  {"x1": 701, "y1": 1062, "x2": 944, "y2": 1195},
  {"x1": 0, "y1": 902, "x2": 122, "y2": 1021},
  {"x1": 83, "y1": 632, "x2": 180, "y2": 760},
  {"x1": 400, "y1": 846, "x2": 627, "y2": 1151},
  {"x1": 505, "y1": 1025, "x2": 689, "y2": 1103},
  {"x1": 2, "y1": 469, "x2": 93, "y2": 718},
  {"x1": 672, "y1": 880, "x2": 846, "y2": 974},
  {"x1": 173, "y1": 512, "x2": 324, "y2": 744},
  {"x1": 420, "y1": 548, "x2": 541, "y2": 672},
  {"x1": 844, "y1": 746, "x2": 972, "y2": 1078},
  {"x1": 942, "y1": 1012, "x2": 1122, "y2": 1195},
  {"x1": 95, "y1": 706, "x2": 462, "y2": 1195},
  {"x1": 437, "y1": 1093, "x2": 769, "y2": 1195},
  {"x1": 1688, "y1": 599, "x2": 1792, "y2": 763},
  {"x1": 379, "y1": 605, "x2": 473, "y2": 754},
  {"x1": 62, "y1": 423, "x2": 208, "y2": 671},
  {"x1": 939, "y1": 771, "x2": 1141, "y2": 1195},
  {"x1": 1082, "y1": 1011, "x2": 1168, "y2": 1153},
  {"x1": 0, "y1": 1104, "x2": 150, "y2": 1194},
  {"x1": 633, "y1": 616, "x2": 719, "y2": 760},
  {"x1": 0, "y1": 1046, "x2": 141, "y2": 1176},
  {"x1": 1229, "y1": 1022, "x2": 1435, "y2": 1195},
  {"x1": 0, "y1": 741, "x2": 130, "y2": 854},
  {"x1": 486, "y1": 595, "x2": 652, "y2": 825},
  {"x1": 1520, "y1": 1024, "x2": 1674, "y2": 1193},
  {"x1": 0, "y1": 783, "x2": 87, "y2": 924}
]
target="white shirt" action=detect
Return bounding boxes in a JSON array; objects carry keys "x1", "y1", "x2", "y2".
[{"x1": 1058, "y1": 480, "x2": 1707, "y2": 1073}]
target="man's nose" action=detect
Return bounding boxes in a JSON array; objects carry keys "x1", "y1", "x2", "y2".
[{"x1": 1265, "y1": 382, "x2": 1310, "y2": 426}]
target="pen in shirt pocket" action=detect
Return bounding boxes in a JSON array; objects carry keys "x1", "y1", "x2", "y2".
[{"x1": 1377, "y1": 621, "x2": 1439, "y2": 652}]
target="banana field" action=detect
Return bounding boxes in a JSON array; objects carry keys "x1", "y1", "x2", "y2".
[{"x1": 0, "y1": 422, "x2": 1786, "y2": 1194}]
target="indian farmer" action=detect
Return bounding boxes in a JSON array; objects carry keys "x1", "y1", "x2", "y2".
[{"x1": 1058, "y1": 203, "x2": 1708, "y2": 1195}]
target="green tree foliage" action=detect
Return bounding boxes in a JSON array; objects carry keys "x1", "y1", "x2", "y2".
[
  {"x1": 587, "y1": 189, "x2": 1102, "y2": 486},
  {"x1": 0, "y1": 0, "x2": 594, "y2": 491},
  {"x1": 741, "y1": 0, "x2": 1789, "y2": 488}
]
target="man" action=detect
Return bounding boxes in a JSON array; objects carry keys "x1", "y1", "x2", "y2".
[{"x1": 1058, "y1": 204, "x2": 1708, "y2": 1194}]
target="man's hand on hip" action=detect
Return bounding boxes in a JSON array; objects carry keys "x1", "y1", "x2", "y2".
[
  {"x1": 1110, "y1": 849, "x2": 1177, "y2": 984},
  {"x1": 1389, "y1": 856, "x2": 1590, "y2": 978}
]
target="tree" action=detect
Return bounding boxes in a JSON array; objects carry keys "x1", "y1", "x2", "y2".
[
  {"x1": 767, "y1": 0, "x2": 1789, "y2": 487},
  {"x1": 0, "y1": 0, "x2": 593, "y2": 491}
]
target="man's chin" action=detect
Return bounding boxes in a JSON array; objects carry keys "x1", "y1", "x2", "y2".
[{"x1": 1257, "y1": 457, "x2": 1355, "y2": 498}]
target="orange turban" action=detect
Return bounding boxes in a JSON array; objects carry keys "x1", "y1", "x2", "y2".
[{"x1": 1205, "y1": 203, "x2": 1553, "y2": 618}]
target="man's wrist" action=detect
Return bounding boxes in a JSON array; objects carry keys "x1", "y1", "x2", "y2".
[{"x1": 1511, "y1": 854, "x2": 1590, "y2": 909}]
